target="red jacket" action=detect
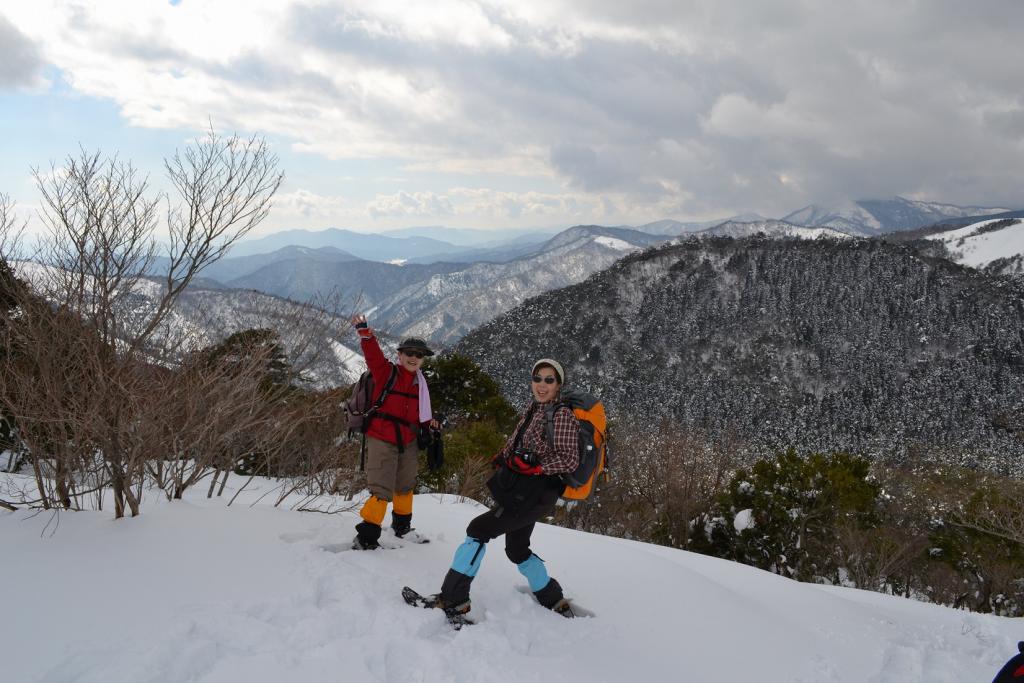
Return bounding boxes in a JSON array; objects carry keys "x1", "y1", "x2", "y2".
[{"x1": 361, "y1": 334, "x2": 426, "y2": 447}]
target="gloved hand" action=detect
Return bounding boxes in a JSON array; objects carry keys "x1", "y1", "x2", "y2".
[
  {"x1": 507, "y1": 451, "x2": 543, "y2": 476},
  {"x1": 351, "y1": 314, "x2": 373, "y2": 338}
]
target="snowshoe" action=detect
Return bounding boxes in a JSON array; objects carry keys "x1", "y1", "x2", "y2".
[
  {"x1": 514, "y1": 584, "x2": 595, "y2": 618},
  {"x1": 392, "y1": 527, "x2": 430, "y2": 544},
  {"x1": 551, "y1": 598, "x2": 575, "y2": 618},
  {"x1": 402, "y1": 586, "x2": 474, "y2": 629}
]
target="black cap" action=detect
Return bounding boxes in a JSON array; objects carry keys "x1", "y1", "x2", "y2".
[{"x1": 397, "y1": 337, "x2": 434, "y2": 356}]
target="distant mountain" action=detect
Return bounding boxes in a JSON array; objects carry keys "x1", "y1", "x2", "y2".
[
  {"x1": 634, "y1": 214, "x2": 767, "y2": 236},
  {"x1": 936, "y1": 217, "x2": 1024, "y2": 277},
  {"x1": 198, "y1": 246, "x2": 361, "y2": 284},
  {"x1": 371, "y1": 225, "x2": 671, "y2": 345},
  {"x1": 694, "y1": 219, "x2": 851, "y2": 240},
  {"x1": 229, "y1": 228, "x2": 476, "y2": 262},
  {"x1": 403, "y1": 232, "x2": 554, "y2": 265},
  {"x1": 12, "y1": 261, "x2": 367, "y2": 389},
  {"x1": 456, "y1": 236, "x2": 1024, "y2": 468},
  {"x1": 784, "y1": 197, "x2": 1012, "y2": 236},
  {"x1": 381, "y1": 225, "x2": 560, "y2": 247},
  {"x1": 224, "y1": 257, "x2": 465, "y2": 313}
]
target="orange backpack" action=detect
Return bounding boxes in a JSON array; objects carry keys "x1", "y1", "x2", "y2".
[{"x1": 543, "y1": 388, "x2": 608, "y2": 500}]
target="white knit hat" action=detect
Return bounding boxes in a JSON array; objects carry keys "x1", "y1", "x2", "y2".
[{"x1": 532, "y1": 358, "x2": 565, "y2": 384}]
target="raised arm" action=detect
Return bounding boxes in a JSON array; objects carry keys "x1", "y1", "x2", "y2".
[{"x1": 351, "y1": 314, "x2": 392, "y2": 385}]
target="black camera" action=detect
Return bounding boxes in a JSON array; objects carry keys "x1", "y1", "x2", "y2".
[{"x1": 512, "y1": 447, "x2": 537, "y2": 465}]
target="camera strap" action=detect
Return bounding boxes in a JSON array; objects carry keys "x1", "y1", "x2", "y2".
[{"x1": 511, "y1": 402, "x2": 540, "y2": 453}]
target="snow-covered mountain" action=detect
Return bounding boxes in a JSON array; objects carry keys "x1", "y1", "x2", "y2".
[
  {"x1": 11, "y1": 261, "x2": 366, "y2": 388},
  {"x1": 784, "y1": 197, "x2": 1012, "y2": 236},
  {"x1": 2, "y1": 480, "x2": 1019, "y2": 683},
  {"x1": 936, "y1": 217, "x2": 1024, "y2": 277},
  {"x1": 633, "y1": 214, "x2": 767, "y2": 236},
  {"x1": 457, "y1": 236, "x2": 1024, "y2": 466},
  {"x1": 694, "y1": 219, "x2": 851, "y2": 240},
  {"x1": 371, "y1": 225, "x2": 670, "y2": 345},
  {"x1": 170, "y1": 286, "x2": 365, "y2": 387},
  {"x1": 224, "y1": 257, "x2": 465, "y2": 314}
]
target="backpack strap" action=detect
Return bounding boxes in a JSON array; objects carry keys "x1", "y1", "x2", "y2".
[
  {"x1": 365, "y1": 365, "x2": 399, "y2": 421},
  {"x1": 365, "y1": 365, "x2": 423, "y2": 453}
]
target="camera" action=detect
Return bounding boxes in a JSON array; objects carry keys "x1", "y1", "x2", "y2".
[{"x1": 512, "y1": 447, "x2": 537, "y2": 465}]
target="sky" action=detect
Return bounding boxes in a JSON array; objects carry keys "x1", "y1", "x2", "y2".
[{"x1": 2, "y1": 0, "x2": 1024, "y2": 237}]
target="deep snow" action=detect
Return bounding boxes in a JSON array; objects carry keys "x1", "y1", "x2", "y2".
[
  {"x1": 939, "y1": 218, "x2": 1024, "y2": 269},
  {"x1": 1, "y1": 479, "x2": 1020, "y2": 683}
]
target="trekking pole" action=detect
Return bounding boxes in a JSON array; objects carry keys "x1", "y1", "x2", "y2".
[{"x1": 359, "y1": 433, "x2": 367, "y2": 472}]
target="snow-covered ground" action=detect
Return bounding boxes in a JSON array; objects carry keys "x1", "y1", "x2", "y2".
[
  {"x1": 2, "y1": 479, "x2": 1020, "y2": 683},
  {"x1": 939, "y1": 218, "x2": 1024, "y2": 269}
]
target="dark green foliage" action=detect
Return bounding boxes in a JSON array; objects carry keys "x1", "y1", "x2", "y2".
[
  {"x1": 0, "y1": 258, "x2": 34, "y2": 466},
  {"x1": 421, "y1": 353, "x2": 517, "y2": 431},
  {"x1": 417, "y1": 419, "x2": 506, "y2": 496},
  {"x1": 416, "y1": 354, "x2": 516, "y2": 498},
  {"x1": 199, "y1": 328, "x2": 301, "y2": 394},
  {"x1": 693, "y1": 450, "x2": 880, "y2": 582}
]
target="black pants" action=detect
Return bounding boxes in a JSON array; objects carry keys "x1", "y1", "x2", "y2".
[
  {"x1": 440, "y1": 478, "x2": 563, "y2": 605},
  {"x1": 468, "y1": 482, "x2": 561, "y2": 564}
]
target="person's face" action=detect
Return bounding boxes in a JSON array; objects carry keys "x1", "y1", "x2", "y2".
[
  {"x1": 530, "y1": 366, "x2": 561, "y2": 403},
  {"x1": 399, "y1": 349, "x2": 426, "y2": 372}
]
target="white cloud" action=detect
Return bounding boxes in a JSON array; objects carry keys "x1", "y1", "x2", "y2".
[
  {"x1": 366, "y1": 191, "x2": 455, "y2": 219},
  {"x1": 6, "y1": 0, "x2": 1024, "y2": 226}
]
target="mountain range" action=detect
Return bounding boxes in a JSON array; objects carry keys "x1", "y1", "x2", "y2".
[
  {"x1": 455, "y1": 235, "x2": 1024, "y2": 470},
  {"x1": 782, "y1": 197, "x2": 1011, "y2": 235},
  {"x1": 370, "y1": 225, "x2": 668, "y2": 344}
]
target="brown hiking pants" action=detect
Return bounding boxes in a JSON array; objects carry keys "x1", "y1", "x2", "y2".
[{"x1": 364, "y1": 436, "x2": 418, "y2": 501}]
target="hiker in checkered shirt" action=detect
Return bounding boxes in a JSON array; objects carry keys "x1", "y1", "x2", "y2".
[{"x1": 429, "y1": 358, "x2": 580, "y2": 619}]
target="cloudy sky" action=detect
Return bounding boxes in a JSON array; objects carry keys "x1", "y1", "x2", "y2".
[{"x1": 2, "y1": 0, "x2": 1023, "y2": 236}]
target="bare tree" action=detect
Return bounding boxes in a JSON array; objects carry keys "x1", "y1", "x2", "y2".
[{"x1": 1, "y1": 130, "x2": 283, "y2": 518}]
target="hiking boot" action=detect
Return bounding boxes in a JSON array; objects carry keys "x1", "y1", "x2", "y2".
[
  {"x1": 551, "y1": 598, "x2": 575, "y2": 618},
  {"x1": 436, "y1": 595, "x2": 472, "y2": 620},
  {"x1": 351, "y1": 535, "x2": 380, "y2": 550},
  {"x1": 353, "y1": 520, "x2": 382, "y2": 550}
]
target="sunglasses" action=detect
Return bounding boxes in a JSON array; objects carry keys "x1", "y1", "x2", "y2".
[
  {"x1": 531, "y1": 375, "x2": 558, "y2": 384},
  {"x1": 402, "y1": 350, "x2": 426, "y2": 359}
]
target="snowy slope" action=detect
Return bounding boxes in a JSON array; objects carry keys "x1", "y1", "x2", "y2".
[
  {"x1": 938, "y1": 217, "x2": 1024, "y2": 270},
  {"x1": 1, "y1": 480, "x2": 1019, "y2": 683},
  {"x1": 783, "y1": 197, "x2": 1012, "y2": 236},
  {"x1": 694, "y1": 219, "x2": 852, "y2": 240}
]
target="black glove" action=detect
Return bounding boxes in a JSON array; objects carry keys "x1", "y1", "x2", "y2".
[{"x1": 426, "y1": 429, "x2": 444, "y2": 471}]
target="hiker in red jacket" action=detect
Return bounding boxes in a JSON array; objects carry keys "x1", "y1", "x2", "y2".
[{"x1": 350, "y1": 314, "x2": 437, "y2": 550}]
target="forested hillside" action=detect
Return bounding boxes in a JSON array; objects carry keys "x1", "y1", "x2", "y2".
[{"x1": 458, "y1": 236, "x2": 1024, "y2": 470}]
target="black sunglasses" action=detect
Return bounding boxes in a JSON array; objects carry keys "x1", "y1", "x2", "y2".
[
  {"x1": 402, "y1": 350, "x2": 426, "y2": 359},
  {"x1": 531, "y1": 375, "x2": 558, "y2": 384}
]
